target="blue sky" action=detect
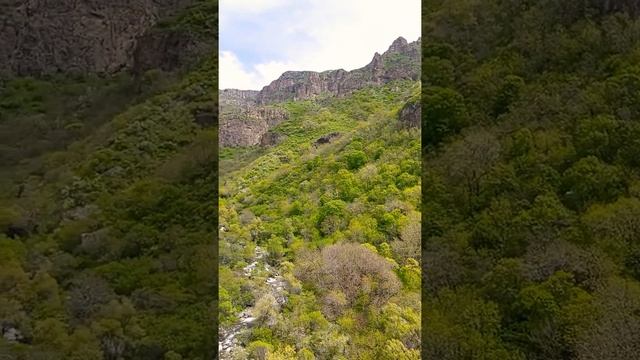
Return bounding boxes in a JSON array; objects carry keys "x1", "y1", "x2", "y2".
[{"x1": 220, "y1": 0, "x2": 421, "y2": 90}]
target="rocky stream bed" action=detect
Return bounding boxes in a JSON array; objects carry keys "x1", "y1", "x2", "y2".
[{"x1": 218, "y1": 246, "x2": 287, "y2": 359}]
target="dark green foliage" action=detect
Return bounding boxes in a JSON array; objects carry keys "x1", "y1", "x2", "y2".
[
  {"x1": 422, "y1": 86, "x2": 467, "y2": 147},
  {"x1": 156, "y1": 0, "x2": 218, "y2": 38},
  {"x1": 0, "y1": 73, "x2": 138, "y2": 167},
  {"x1": 492, "y1": 75, "x2": 524, "y2": 118},
  {"x1": 562, "y1": 156, "x2": 626, "y2": 209},
  {"x1": 424, "y1": 2, "x2": 640, "y2": 358},
  {"x1": 344, "y1": 150, "x2": 368, "y2": 170}
]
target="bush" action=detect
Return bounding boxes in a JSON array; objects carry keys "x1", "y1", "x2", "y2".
[
  {"x1": 248, "y1": 340, "x2": 274, "y2": 360},
  {"x1": 295, "y1": 243, "x2": 401, "y2": 310}
]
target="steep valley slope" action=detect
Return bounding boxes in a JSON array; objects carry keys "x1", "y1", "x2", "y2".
[
  {"x1": 219, "y1": 37, "x2": 422, "y2": 359},
  {"x1": 0, "y1": 1, "x2": 217, "y2": 359}
]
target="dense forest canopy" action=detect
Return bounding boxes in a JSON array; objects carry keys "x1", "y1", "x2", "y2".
[{"x1": 423, "y1": 0, "x2": 640, "y2": 359}]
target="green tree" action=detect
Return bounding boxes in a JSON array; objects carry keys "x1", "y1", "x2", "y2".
[
  {"x1": 381, "y1": 339, "x2": 420, "y2": 360},
  {"x1": 492, "y1": 75, "x2": 525, "y2": 118},
  {"x1": 344, "y1": 150, "x2": 368, "y2": 170},
  {"x1": 562, "y1": 156, "x2": 626, "y2": 209},
  {"x1": 423, "y1": 86, "x2": 467, "y2": 146}
]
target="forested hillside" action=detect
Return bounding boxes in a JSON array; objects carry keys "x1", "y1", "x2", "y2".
[
  {"x1": 219, "y1": 40, "x2": 422, "y2": 359},
  {"x1": 0, "y1": 1, "x2": 217, "y2": 359},
  {"x1": 423, "y1": 1, "x2": 640, "y2": 359}
]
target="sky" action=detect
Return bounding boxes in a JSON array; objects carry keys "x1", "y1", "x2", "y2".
[{"x1": 219, "y1": 0, "x2": 421, "y2": 90}]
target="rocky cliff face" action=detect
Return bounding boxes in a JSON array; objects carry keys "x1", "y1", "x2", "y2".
[
  {"x1": 219, "y1": 104, "x2": 289, "y2": 147},
  {"x1": 220, "y1": 36, "x2": 420, "y2": 147},
  {"x1": 219, "y1": 89, "x2": 275, "y2": 147},
  {"x1": 256, "y1": 37, "x2": 420, "y2": 104},
  {"x1": 0, "y1": 0, "x2": 199, "y2": 76}
]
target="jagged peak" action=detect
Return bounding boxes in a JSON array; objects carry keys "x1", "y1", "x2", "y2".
[
  {"x1": 370, "y1": 51, "x2": 383, "y2": 68},
  {"x1": 388, "y1": 36, "x2": 409, "y2": 52},
  {"x1": 393, "y1": 36, "x2": 408, "y2": 45}
]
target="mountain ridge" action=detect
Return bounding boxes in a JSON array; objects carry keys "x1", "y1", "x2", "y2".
[
  {"x1": 221, "y1": 36, "x2": 420, "y2": 103},
  {"x1": 219, "y1": 36, "x2": 420, "y2": 147}
]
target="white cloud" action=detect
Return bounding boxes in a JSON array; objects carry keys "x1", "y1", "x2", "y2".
[
  {"x1": 220, "y1": 51, "x2": 295, "y2": 90},
  {"x1": 219, "y1": 51, "x2": 259, "y2": 90},
  {"x1": 291, "y1": 0, "x2": 421, "y2": 70},
  {"x1": 220, "y1": 0, "x2": 421, "y2": 90}
]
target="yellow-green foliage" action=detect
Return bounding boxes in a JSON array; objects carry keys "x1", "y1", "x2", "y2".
[{"x1": 220, "y1": 81, "x2": 421, "y2": 358}]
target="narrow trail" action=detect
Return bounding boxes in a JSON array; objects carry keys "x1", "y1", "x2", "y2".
[{"x1": 219, "y1": 246, "x2": 287, "y2": 359}]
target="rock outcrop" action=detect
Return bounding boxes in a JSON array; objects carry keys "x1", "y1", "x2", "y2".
[
  {"x1": 219, "y1": 105, "x2": 289, "y2": 147},
  {"x1": 0, "y1": 0, "x2": 200, "y2": 76},
  {"x1": 220, "y1": 36, "x2": 421, "y2": 147},
  {"x1": 399, "y1": 98, "x2": 421, "y2": 128},
  {"x1": 314, "y1": 132, "x2": 341, "y2": 147}
]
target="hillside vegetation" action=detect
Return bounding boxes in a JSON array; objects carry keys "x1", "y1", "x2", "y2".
[
  {"x1": 0, "y1": 1, "x2": 218, "y2": 359},
  {"x1": 423, "y1": 1, "x2": 640, "y2": 359},
  {"x1": 219, "y1": 80, "x2": 422, "y2": 359}
]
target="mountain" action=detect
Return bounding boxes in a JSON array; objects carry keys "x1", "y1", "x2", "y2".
[
  {"x1": 219, "y1": 37, "x2": 421, "y2": 359},
  {"x1": 255, "y1": 37, "x2": 420, "y2": 104},
  {"x1": 219, "y1": 36, "x2": 421, "y2": 147},
  {"x1": 0, "y1": 1, "x2": 217, "y2": 358}
]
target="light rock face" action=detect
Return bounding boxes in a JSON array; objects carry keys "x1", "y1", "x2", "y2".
[
  {"x1": 219, "y1": 105, "x2": 289, "y2": 147},
  {"x1": 0, "y1": 0, "x2": 196, "y2": 76},
  {"x1": 219, "y1": 89, "x2": 289, "y2": 147},
  {"x1": 219, "y1": 110, "x2": 269, "y2": 147},
  {"x1": 220, "y1": 89, "x2": 259, "y2": 107},
  {"x1": 219, "y1": 36, "x2": 421, "y2": 148},
  {"x1": 255, "y1": 69, "x2": 349, "y2": 104}
]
